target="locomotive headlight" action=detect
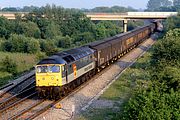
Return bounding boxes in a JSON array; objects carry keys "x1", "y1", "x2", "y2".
[{"x1": 51, "y1": 77, "x2": 54, "y2": 80}]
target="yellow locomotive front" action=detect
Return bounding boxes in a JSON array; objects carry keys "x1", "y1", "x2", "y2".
[
  {"x1": 36, "y1": 64, "x2": 63, "y2": 87},
  {"x1": 35, "y1": 63, "x2": 66, "y2": 99}
]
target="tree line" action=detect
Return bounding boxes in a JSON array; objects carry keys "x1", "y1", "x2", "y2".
[
  {"x1": 0, "y1": 5, "x2": 143, "y2": 56},
  {"x1": 146, "y1": 0, "x2": 180, "y2": 11},
  {"x1": 0, "y1": 5, "x2": 137, "y2": 13},
  {"x1": 0, "y1": 5, "x2": 127, "y2": 55}
]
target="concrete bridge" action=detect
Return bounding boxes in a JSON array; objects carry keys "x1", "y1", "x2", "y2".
[
  {"x1": 86, "y1": 12, "x2": 178, "y2": 32},
  {"x1": 0, "y1": 12, "x2": 178, "y2": 32},
  {"x1": 86, "y1": 12, "x2": 178, "y2": 20}
]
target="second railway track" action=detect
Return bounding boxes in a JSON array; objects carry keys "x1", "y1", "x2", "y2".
[{"x1": 0, "y1": 75, "x2": 35, "y2": 103}]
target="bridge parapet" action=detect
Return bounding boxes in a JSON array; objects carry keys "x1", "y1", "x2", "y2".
[
  {"x1": 86, "y1": 12, "x2": 178, "y2": 20},
  {"x1": 127, "y1": 12, "x2": 178, "y2": 18}
]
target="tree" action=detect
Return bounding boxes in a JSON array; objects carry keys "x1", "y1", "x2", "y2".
[
  {"x1": 39, "y1": 40, "x2": 58, "y2": 55},
  {"x1": 55, "y1": 35, "x2": 73, "y2": 48},
  {"x1": 147, "y1": 0, "x2": 172, "y2": 11},
  {"x1": 151, "y1": 29, "x2": 180, "y2": 67},
  {"x1": 95, "y1": 21, "x2": 122, "y2": 37},
  {"x1": 165, "y1": 15, "x2": 180, "y2": 30},
  {"x1": 0, "y1": 39, "x2": 5, "y2": 51},
  {"x1": 2, "y1": 7, "x2": 18, "y2": 12},
  {"x1": 27, "y1": 38, "x2": 41, "y2": 53},
  {"x1": 7, "y1": 34, "x2": 28, "y2": 52},
  {"x1": 44, "y1": 21, "x2": 61, "y2": 39},
  {"x1": 21, "y1": 21, "x2": 41, "y2": 38},
  {"x1": 95, "y1": 23, "x2": 107, "y2": 40},
  {"x1": 34, "y1": 18, "x2": 49, "y2": 39},
  {"x1": 91, "y1": 6, "x2": 136, "y2": 13},
  {"x1": 0, "y1": 27, "x2": 10, "y2": 39},
  {"x1": 74, "y1": 32, "x2": 95, "y2": 44},
  {"x1": 0, "y1": 17, "x2": 11, "y2": 39},
  {"x1": 173, "y1": 0, "x2": 180, "y2": 6},
  {"x1": 128, "y1": 21, "x2": 144, "y2": 31},
  {"x1": 2, "y1": 40, "x2": 12, "y2": 52}
]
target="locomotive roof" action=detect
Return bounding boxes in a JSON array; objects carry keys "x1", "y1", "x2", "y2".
[
  {"x1": 64, "y1": 46, "x2": 94, "y2": 60},
  {"x1": 37, "y1": 46, "x2": 94, "y2": 65},
  {"x1": 37, "y1": 55, "x2": 67, "y2": 65}
]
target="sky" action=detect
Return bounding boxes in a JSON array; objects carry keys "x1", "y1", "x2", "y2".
[{"x1": 0, "y1": 0, "x2": 149, "y2": 9}]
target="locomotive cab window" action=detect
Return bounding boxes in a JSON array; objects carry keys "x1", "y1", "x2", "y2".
[
  {"x1": 36, "y1": 65, "x2": 60, "y2": 73},
  {"x1": 36, "y1": 66, "x2": 48, "y2": 73},
  {"x1": 49, "y1": 65, "x2": 60, "y2": 73}
]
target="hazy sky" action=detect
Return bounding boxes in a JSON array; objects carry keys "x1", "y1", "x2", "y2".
[{"x1": 0, "y1": 0, "x2": 149, "y2": 9}]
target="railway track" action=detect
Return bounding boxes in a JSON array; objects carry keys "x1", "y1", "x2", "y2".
[
  {"x1": 0, "y1": 91, "x2": 38, "y2": 119},
  {"x1": 0, "y1": 75, "x2": 35, "y2": 103},
  {"x1": 0, "y1": 86, "x2": 36, "y2": 110}
]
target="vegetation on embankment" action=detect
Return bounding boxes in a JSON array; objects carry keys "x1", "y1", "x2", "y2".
[
  {"x1": 120, "y1": 28, "x2": 180, "y2": 120},
  {"x1": 0, "y1": 52, "x2": 37, "y2": 87}
]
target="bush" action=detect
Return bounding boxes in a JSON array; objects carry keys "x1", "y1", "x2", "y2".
[
  {"x1": 55, "y1": 35, "x2": 73, "y2": 48},
  {"x1": 27, "y1": 38, "x2": 41, "y2": 53},
  {"x1": 0, "y1": 39, "x2": 5, "y2": 51},
  {"x1": 2, "y1": 40, "x2": 13, "y2": 52},
  {"x1": 1, "y1": 56, "x2": 17, "y2": 75},
  {"x1": 151, "y1": 66, "x2": 180, "y2": 92},
  {"x1": 21, "y1": 21, "x2": 41, "y2": 38},
  {"x1": 73, "y1": 32, "x2": 95, "y2": 44},
  {"x1": 6, "y1": 34, "x2": 28, "y2": 53},
  {"x1": 44, "y1": 21, "x2": 62, "y2": 39},
  {"x1": 35, "y1": 52, "x2": 46, "y2": 61},
  {"x1": 39, "y1": 40, "x2": 58, "y2": 55},
  {"x1": 0, "y1": 17, "x2": 11, "y2": 39},
  {"x1": 165, "y1": 15, "x2": 180, "y2": 31},
  {"x1": 122, "y1": 87, "x2": 180, "y2": 120},
  {"x1": 151, "y1": 29, "x2": 180, "y2": 68}
]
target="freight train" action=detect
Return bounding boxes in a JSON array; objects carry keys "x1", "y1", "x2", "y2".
[{"x1": 35, "y1": 22, "x2": 159, "y2": 99}]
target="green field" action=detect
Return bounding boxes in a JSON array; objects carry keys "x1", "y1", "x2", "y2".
[
  {"x1": 0, "y1": 52, "x2": 37, "y2": 86},
  {"x1": 78, "y1": 51, "x2": 152, "y2": 120}
]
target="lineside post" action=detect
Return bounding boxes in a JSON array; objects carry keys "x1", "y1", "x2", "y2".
[{"x1": 123, "y1": 19, "x2": 128, "y2": 33}]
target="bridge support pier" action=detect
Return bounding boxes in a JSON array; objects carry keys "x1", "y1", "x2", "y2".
[{"x1": 123, "y1": 19, "x2": 128, "y2": 33}]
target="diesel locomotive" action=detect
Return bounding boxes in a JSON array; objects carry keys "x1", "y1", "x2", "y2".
[{"x1": 35, "y1": 22, "x2": 158, "y2": 99}]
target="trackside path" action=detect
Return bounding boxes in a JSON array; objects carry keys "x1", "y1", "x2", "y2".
[{"x1": 35, "y1": 34, "x2": 159, "y2": 120}]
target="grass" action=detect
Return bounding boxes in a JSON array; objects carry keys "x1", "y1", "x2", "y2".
[
  {"x1": 78, "y1": 51, "x2": 153, "y2": 120},
  {"x1": 0, "y1": 52, "x2": 37, "y2": 87}
]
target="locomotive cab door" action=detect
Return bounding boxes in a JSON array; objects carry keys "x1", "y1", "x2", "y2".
[{"x1": 61, "y1": 65, "x2": 68, "y2": 85}]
